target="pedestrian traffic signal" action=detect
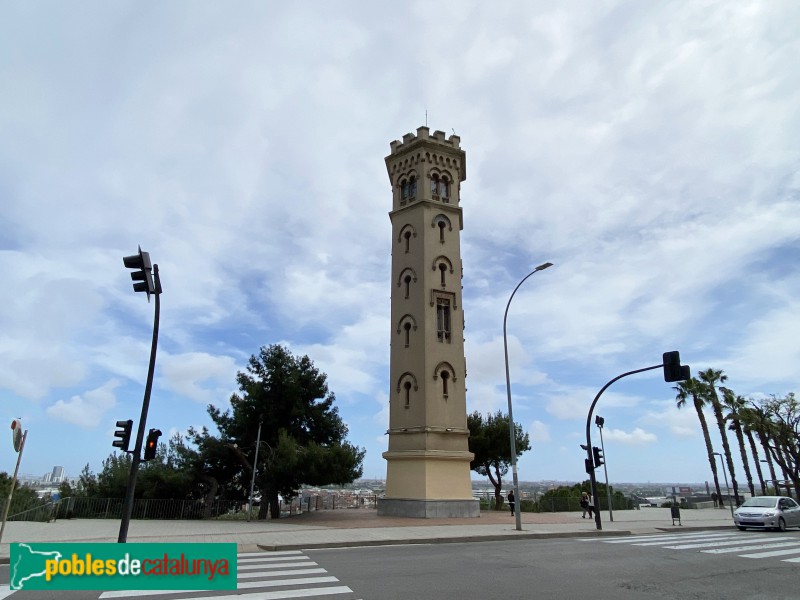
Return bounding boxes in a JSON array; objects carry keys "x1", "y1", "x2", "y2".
[
  {"x1": 593, "y1": 446, "x2": 605, "y2": 468},
  {"x1": 662, "y1": 351, "x2": 690, "y2": 382},
  {"x1": 123, "y1": 246, "x2": 156, "y2": 300},
  {"x1": 143, "y1": 428, "x2": 162, "y2": 461},
  {"x1": 113, "y1": 419, "x2": 133, "y2": 452},
  {"x1": 585, "y1": 458, "x2": 594, "y2": 474}
]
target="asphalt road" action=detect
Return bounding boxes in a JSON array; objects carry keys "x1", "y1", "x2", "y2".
[
  {"x1": 309, "y1": 530, "x2": 800, "y2": 600},
  {"x1": 2, "y1": 530, "x2": 799, "y2": 599}
]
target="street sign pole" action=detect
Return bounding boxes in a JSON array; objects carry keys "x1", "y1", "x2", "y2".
[{"x1": 0, "y1": 428, "x2": 28, "y2": 543}]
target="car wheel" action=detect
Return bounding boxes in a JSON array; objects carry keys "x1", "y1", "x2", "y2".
[
  {"x1": 778, "y1": 518, "x2": 787, "y2": 532},
  {"x1": 737, "y1": 526, "x2": 746, "y2": 531}
]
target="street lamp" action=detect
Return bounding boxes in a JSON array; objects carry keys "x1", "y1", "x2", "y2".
[
  {"x1": 247, "y1": 420, "x2": 263, "y2": 522},
  {"x1": 714, "y1": 453, "x2": 734, "y2": 517},
  {"x1": 503, "y1": 261, "x2": 553, "y2": 531},
  {"x1": 595, "y1": 415, "x2": 613, "y2": 522}
]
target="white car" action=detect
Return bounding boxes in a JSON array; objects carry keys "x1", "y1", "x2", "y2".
[{"x1": 733, "y1": 496, "x2": 800, "y2": 531}]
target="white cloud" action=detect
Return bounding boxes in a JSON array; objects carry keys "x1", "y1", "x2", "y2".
[
  {"x1": 46, "y1": 379, "x2": 121, "y2": 428},
  {"x1": 529, "y1": 420, "x2": 550, "y2": 443},
  {"x1": 602, "y1": 427, "x2": 657, "y2": 445},
  {"x1": 159, "y1": 352, "x2": 239, "y2": 405}
]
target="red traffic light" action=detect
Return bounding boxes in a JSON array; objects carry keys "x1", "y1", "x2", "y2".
[{"x1": 143, "y1": 428, "x2": 162, "y2": 461}]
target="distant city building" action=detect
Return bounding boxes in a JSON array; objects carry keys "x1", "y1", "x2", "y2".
[{"x1": 50, "y1": 466, "x2": 65, "y2": 483}]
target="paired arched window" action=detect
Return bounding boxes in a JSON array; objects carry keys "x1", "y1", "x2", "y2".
[
  {"x1": 401, "y1": 176, "x2": 417, "y2": 202},
  {"x1": 430, "y1": 174, "x2": 450, "y2": 201}
]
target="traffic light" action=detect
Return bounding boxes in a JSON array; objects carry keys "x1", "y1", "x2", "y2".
[
  {"x1": 585, "y1": 458, "x2": 594, "y2": 474},
  {"x1": 143, "y1": 428, "x2": 162, "y2": 461},
  {"x1": 113, "y1": 419, "x2": 133, "y2": 452},
  {"x1": 123, "y1": 246, "x2": 156, "y2": 300},
  {"x1": 662, "y1": 351, "x2": 691, "y2": 383},
  {"x1": 593, "y1": 446, "x2": 605, "y2": 468}
]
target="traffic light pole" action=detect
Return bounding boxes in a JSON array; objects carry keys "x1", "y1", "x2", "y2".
[
  {"x1": 118, "y1": 264, "x2": 161, "y2": 543},
  {"x1": 596, "y1": 420, "x2": 614, "y2": 522},
  {"x1": 585, "y1": 363, "x2": 662, "y2": 531}
]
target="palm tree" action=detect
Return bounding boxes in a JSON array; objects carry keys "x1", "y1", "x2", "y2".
[
  {"x1": 698, "y1": 369, "x2": 740, "y2": 505},
  {"x1": 675, "y1": 377, "x2": 723, "y2": 506},
  {"x1": 720, "y1": 387, "x2": 755, "y2": 497},
  {"x1": 737, "y1": 404, "x2": 768, "y2": 494},
  {"x1": 744, "y1": 402, "x2": 780, "y2": 494}
]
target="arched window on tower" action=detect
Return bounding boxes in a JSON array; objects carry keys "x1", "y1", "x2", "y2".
[
  {"x1": 404, "y1": 230, "x2": 412, "y2": 253},
  {"x1": 403, "y1": 321, "x2": 412, "y2": 347},
  {"x1": 438, "y1": 220, "x2": 446, "y2": 243},
  {"x1": 401, "y1": 179, "x2": 409, "y2": 202},
  {"x1": 439, "y1": 262, "x2": 447, "y2": 287},
  {"x1": 404, "y1": 381, "x2": 412, "y2": 408},
  {"x1": 441, "y1": 370, "x2": 450, "y2": 397},
  {"x1": 404, "y1": 274, "x2": 412, "y2": 299},
  {"x1": 431, "y1": 175, "x2": 439, "y2": 198},
  {"x1": 409, "y1": 176, "x2": 417, "y2": 199}
]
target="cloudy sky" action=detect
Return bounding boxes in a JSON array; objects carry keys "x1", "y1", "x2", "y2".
[{"x1": 2, "y1": 1, "x2": 798, "y2": 491}]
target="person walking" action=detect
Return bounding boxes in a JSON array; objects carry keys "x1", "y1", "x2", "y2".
[
  {"x1": 587, "y1": 493, "x2": 595, "y2": 518},
  {"x1": 507, "y1": 490, "x2": 515, "y2": 516},
  {"x1": 581, "y1": 492, "x2": 590, "y2": 518}
]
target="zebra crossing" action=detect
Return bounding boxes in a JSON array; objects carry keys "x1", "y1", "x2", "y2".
[
  {"x1": 97, "y1": 550, "x2": 361, "y2": 600},
  {"x1": 579, "y1": 531, "x2": 800, "y2": 564}
]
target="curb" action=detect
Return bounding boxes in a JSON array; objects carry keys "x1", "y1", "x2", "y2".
[{"x1": 256, "y1": 529, "x2": 636, "y2": 551}]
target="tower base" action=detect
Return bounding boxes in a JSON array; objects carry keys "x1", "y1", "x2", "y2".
[{"x1": 377, "y1": 498, "x2": 480, "y2": 518}]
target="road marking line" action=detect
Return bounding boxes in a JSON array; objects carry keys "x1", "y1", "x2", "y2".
[
  {"x1": 239, "y1": 556, "x2": 312, "y2": 564},
  {"x1": 101, "y1": 591, "x2": 207, "y2": 598},
  {"x1": 592, "y1": 533, "x2": 737, "y2": 544},
  {"x1": 99, "y1": 569, "x2": 339, "y2": 600},
  {"x1": 167, "y1": 586, "x2": 353, "y2": 600},
  {"x1": 243, "y1": 561, "x2": 318, "y2": 569},
  {"x1": 240, "y1": 562, "x2": 317, "y2": 571},
  {"x1": 0, "y1": 585, "x2": 15, "y2": 600},
  {"x1": 241, "y1": 568, "x2": 328, "y2": 578},
  {"x1": 740, "y1": 547, "x2": 800, "y2": 558},
  {"x1": 632, "y1": 534, "x2": 741, "y2": 546},
  {"x1": 239, "y1": 551, "x2": 303, "y2": 557},
  {"x1": 661, "y1": 537, "x2": 777, "y2": 550},
  {"x1": 702, "y1": 541, "x2": 800, "y2": 554},
  {"x1": 235, "y1": 576, "x2": 339, "y2": 589}
]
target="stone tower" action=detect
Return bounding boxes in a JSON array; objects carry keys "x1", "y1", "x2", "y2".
[{"x1": 378, "y1": 126, "x2": 479, "y2": 518}]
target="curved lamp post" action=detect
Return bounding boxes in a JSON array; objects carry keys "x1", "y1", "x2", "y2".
[
  {"x1": 503, "y1": 261, "x2": 553, "y2": 531},
  {"x1": 714, "y1": 452, "x2": 734, "y2": 517}
]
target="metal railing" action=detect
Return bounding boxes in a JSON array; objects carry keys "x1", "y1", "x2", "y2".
[
  {"x1": 477, "y1": 494, "x2": 636, "y2": 513},
  {"x1": 53, "y1": 497, "x2": 245, "y2": 521},
  {"x1": 2, "y1": 492, "x2": 381, "y2": 522}
]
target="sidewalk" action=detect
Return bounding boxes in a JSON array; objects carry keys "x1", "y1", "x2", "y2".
[{"x1": 0, "y1": 507, "x2": 735, "y2": 563}]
